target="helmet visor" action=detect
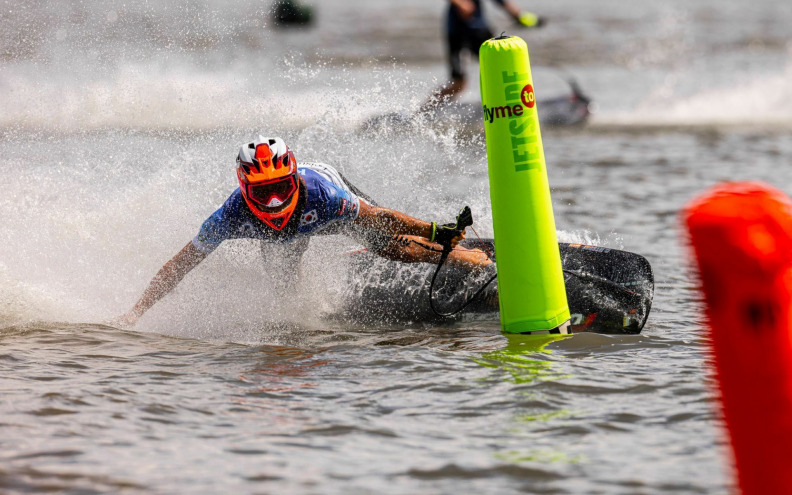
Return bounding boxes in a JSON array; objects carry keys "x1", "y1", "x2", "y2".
[{"x1": 244, "y1": 174, "x2": 298, "y2": 212}]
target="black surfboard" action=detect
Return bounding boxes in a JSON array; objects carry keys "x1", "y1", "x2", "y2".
[{"x1": 339, "y1": 240, "x2": 654, "y2": 334}]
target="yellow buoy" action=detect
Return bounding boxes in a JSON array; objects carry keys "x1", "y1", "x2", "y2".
[{"x1": 479, "y1": 35, "x2": 570, "y2": 334}]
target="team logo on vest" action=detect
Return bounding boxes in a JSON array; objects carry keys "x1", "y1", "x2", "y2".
[
  {"x1": 482, "y1": 84, "x2": 535, "y2": 123},
  {"x1": 340, "y1": 198, "x2": 359, "y2": 216},
  {"x1": 300, "y1": 209, "x2": 318, "y2": 226},
  {"x1": 337, "y1": 198, "x2": 348, "y2": 216}
]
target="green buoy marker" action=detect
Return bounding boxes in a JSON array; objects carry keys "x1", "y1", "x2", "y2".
[{"x1": 479, "y1": 35, "x2": 570, "y2": 335}]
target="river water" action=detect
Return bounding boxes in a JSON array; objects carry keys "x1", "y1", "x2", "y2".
[{"x1": 2, "y1": 0, "x2": 791, "y2": 493}]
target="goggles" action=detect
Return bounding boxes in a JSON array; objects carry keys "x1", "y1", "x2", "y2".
[{"x1": 242, "y1": 174, "x2": 298, "y2": 212}]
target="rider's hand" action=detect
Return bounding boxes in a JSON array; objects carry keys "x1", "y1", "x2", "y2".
[
  {"x1": 518, "y1": 12, "x2": 545, "y2": 28},
  {"x1": 432, "y1": 222, "x2": 466, "y2": 249},
  {"x1": 446, "y1": 246, "x2": 493, "y2": 270},
  {"x1": 464, "y1": 247, "x2": 494, "y2": 267},
  {"x1": 452, "y1": 0, "x2": 476, "y2": 20}
]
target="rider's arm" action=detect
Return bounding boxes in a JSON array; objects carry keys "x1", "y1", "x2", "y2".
[
  {"x1": 115, "y1": 196, "x2": 232, "y2": 327},
  {"x1": 355, "y1": 200, "x2": 452, "y2": 243},
  {"x1": 116, "y1": 242, "x2": 207, "y2": 327},
  {"x1": 499, "y1": 0, "x2": 522, "y2": 20},
  {"x1": 379, "y1": 235, "x2": 492, "y2": 270},
  {"x1": 355, "y1": 200, "x2": 469, "y2": 248},
  {"x1": 354, "y1": 201, "x2": 490, "y2": 268}
]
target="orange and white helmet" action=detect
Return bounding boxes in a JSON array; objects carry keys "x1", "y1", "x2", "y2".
[{"x1": 236, "y1": 136, "x2": 299, "y2": 231}]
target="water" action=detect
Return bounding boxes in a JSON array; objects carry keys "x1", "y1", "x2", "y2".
[{"x1": 2, "y1": 0, "x2": 791, "y2": 493}]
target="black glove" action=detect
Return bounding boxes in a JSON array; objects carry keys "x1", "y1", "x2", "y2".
[
  {"x1": 430, "y1": 206, "x2": 473, "y2": 249},
  {"x1": 431, "y1": 222, "x2": 464, "y2": 247}
]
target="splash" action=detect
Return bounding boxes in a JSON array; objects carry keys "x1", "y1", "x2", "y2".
[
  {"x1": 596, "y1": 62, "x2": 792, "y2": 129},
  {"x1": 0, "y1": 63, "x2": 494, "y2": 341}
]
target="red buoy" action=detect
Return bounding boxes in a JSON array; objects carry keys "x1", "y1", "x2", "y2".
[{"x1": 684, "y1": 182, "x2": 792, "y2": 494}]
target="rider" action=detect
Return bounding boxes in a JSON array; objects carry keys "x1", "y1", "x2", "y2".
[
  {"x1": 423, "y1": 0, "x2": 545, "y2": 110},
  {"x1": 117, "y1": 136, "x2": 492, "y2": 326}
]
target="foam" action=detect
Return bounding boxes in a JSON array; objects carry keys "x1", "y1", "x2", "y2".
[{"x1": 595, "y1": 63, "x2": 792, "y2": 128}]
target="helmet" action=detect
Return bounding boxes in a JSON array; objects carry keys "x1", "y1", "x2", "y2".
[{"x1": 236, "y1": 136, "x2": 299, "y2": 231}]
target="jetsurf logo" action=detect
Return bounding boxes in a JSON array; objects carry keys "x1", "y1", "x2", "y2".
[
  {"x1": 483, "y1": 72, "x2": 542, "y2": 172},
  {"x1": 482, "y1": 84, "x2": 535, "y2": 123}
]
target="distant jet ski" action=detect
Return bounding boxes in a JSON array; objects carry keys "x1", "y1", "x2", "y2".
[
  {"x1": 541, "y1": 79, "x2": 591, "y2": 127},
  {"x1": 338, "y1": 239, "x2": 653, "y2": 335},
  {"x1": 362, "y1": 79, "x2": 591, "y2": 133}
]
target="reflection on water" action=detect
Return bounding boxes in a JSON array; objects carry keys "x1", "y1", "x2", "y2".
[
  {"x1": 238, "y1": 346, "x2": 331, "y2": 393},
  {"x1": 495, "y1": 449, "x2": 583, "y2": 464},
  {"x1": 475, "y1": 334, "x2": 581, "y2": 466},
  {"x1": 474, "y1": 334, "x2": 570, "y2": 384}
]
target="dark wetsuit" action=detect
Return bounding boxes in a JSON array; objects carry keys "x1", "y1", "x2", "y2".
[{"x1": 446, "y1": 0, "x2": 505, "y2": 80}]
